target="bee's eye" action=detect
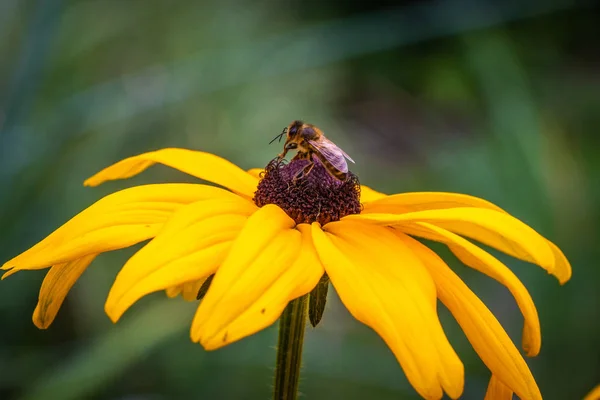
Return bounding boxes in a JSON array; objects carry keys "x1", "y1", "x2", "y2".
[
  {"x1": 289, "y1": 126, "x2": 297, "y2": 135},
  {"x1": 286, "y1": 143, "x2": 298, "y2": 150}
]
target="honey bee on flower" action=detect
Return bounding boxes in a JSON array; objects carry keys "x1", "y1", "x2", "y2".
[
  {"x1": 2, "y1": 122, "x2": 571, "y2": 400},
  {"x1": 271, "y1": 120, "x2": 354, "y2": 181}
]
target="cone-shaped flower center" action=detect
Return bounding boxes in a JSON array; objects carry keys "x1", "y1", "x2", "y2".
[{"x1": 253, "y1": 159, "x2": 361, "y2": 225}]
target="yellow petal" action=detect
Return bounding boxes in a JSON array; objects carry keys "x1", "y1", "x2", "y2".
[
  {"x1": 182, "y1": 279, "x2": 206, "y2": 301},
  {"x1": 105, "y1": 197, "x2": 257, "y2": 321},
  {"x1": 397, "y1": 232, "x2": 542, "y2": 400},
  {"x1": 484, "y1": 375, "x2": 514, "y2": 400},
  {"x1": 247, "y1": 168, "x2": 264, "y2": 179},
  {"x1": 584, "y1": 384, "x2": 600, "y2": 400},
  {"x1": 191, "y1": 224, "x2": 324, "y2": 350},
  {"x1": 312, "y1": 220, "x2": 464, "y2": 400},
  {"x1": 165, "y1": 286, "x2": 182, "y2": 298},
  {"x1": 546, "y1": 240, "x2": 572, "y2": 284},
  {"x1": 361, "y1": 191, "x2": 571, "y2": 284},
  {"x1": 360, "y1": 185, "x2": 387, "y2": 203},
  {"x1": 192, "y1": 221, "x2": 323, "y2": 349},
  {"x1": 362, "y1": 192, "x2": 505, "y2": 214},
  {"x1": 398, "y1": 222, "x2": 540, "y2": 357},
  {"x1": 348, "y1": 208, "x2": 554, "y2": 274},
  {"x1": 32, "y1": 255, "x2": 97, "y2": 329},
  {"x1": 84, "y1": 148, "x2": 259, "y2": 197},
  {"x1": 2, "y1": 184, "x2": 235, "y2": 272}
]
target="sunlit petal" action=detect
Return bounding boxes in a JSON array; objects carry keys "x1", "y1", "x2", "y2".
[
  {"x1": 362, "y1": 192, "x2": 571, "y2": 284},
  {"x1": 247, "y1": 168, "x2": 264, "y2": 179},
  {"x1": 397, "y1": 233, "x2": 542, "y2": 400},
  {"x1": 360, "y1": 185, "x2": 387, "y2": 203},
  {"x1": 2, "y1": 184, "x2": 235, "y2": 272},
  {"x1": 105, "y1": 197, "x2": 256, "y2": 321},
  {"x1": 193, "y1": 224, "x2": 323, "y2": 350},
  {"x1": 362, "y1": 192, "x2": 505, "y2": 214},
  {"x1": 84, "y1": 148, "x2": 259, "y2": 197},
  {"x1": 397, "y1": 222, "x2": 541, "y2": 356},
  {"x1": 312, "y1": 220, "x2": 464, "y2": 400},
  {"x1": 192, "y1": 205, "x2": 306, "y2": 349},
  {"x1": 484, "y1": 375, "x2": 514, "y2": 400},
  {"x1": 347, "y1": 208, "x2": 554, "y2": 273},
  {"x1": 32, "y1": 255, "x2": 97, "y2": 329}
]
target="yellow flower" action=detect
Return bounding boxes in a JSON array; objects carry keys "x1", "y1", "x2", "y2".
[{"x1": 2, "y1": 148, "x2": 571, "y2": 400}]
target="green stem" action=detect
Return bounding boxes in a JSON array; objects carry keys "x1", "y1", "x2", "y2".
[{"x1": 273, "y1": 295, "x2": 308, "y2": 400}]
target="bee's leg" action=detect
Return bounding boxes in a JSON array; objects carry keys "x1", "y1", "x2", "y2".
[
  {"x1": 293, "y1": 161, "x2": 315, "y2": 182},
  {"x1": 277, "y1": 148, "x2": 288, "y2": 161}
]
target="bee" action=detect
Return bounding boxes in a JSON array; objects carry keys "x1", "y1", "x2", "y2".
[{"x1": 270, "y1": 120, "x2": 355, "y2": 181}]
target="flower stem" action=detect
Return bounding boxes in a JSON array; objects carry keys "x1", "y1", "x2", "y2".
[{"x1": 273, "y1": 295, "x2": 308, "y2": 400}]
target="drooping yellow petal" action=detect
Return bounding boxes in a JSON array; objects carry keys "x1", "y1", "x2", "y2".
[
  {"x1": 397, "y1": 233, "x2": 542, "y2": 400},
  {"x1": 2, "y1": 184, "x2": 235, "y2": 273},
  {"x1": 347, "y1": 208, "x2": 554, "y2": 274},
  {"x1": 360, "y1": 185, "x2": 387, "y2": 203},
  {"x1": 397, "y1": 222, "x2": 541, "y2": 357},
  {"x1": 546, "y1": 240, "x2": 572, "y2": 284},
  {"x1": 105, "y1": 197, "x2": 257, "y2": 322},
  {"x1": 362, "y1": 192, "x2": 505, "y2": 214},
  {"x1": 192, "y1": 220, "x2": 323, "y2": 350},
  {"x1": 312, "y1": 220, "x2": 464, "y2": 400},
  {"x1": 584, "y1": 384, "x2": 600, "y2": 400},
  {"x1": 84, "y1": 148, "x2": 259, "y2": 197},
  {"x1": 32, "y1": 255, "x2": 97, "y2": 329},
  {"x1": 484, "y1": 375, "x2": 514, "y2": 400},
  {"x1": 361, "y1": 191, "x2": 571, "y2": 284}
]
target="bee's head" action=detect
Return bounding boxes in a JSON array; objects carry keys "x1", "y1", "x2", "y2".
[
  {"x1": 273, "y1": 120, "x2": 306, "y2": 160},
  {"x1": 281, "y1": 120, "x2": 304, "y2": 151},
  {"x1": 288, "y1": 120, "x2": 304, "y2": 137}
]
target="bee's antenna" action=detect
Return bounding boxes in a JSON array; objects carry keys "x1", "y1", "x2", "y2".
[
  {"x1": 269, "y1": 127, "x2": 288, "y2": 144},
  {"x1": 268, "y1": 133, "x2": 283, "y2": 144}
]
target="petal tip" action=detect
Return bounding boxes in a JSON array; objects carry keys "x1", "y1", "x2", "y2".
[
  {"x1": 1, "y1": 268, "x2": 18, "y2": 279},
  {"x1": 558, "y1": 277, "x2": 570, "y2": 286},
  {"x1": 1, "y1": 261, "x2": 14, "y2": 270},
  {"x1": 199, "y1": 334, "x2": 227, "y2": 351},
  {"x1": 32, "y1": 315, "x2": 50, "y2": 330},
  {"x1": 557, "y1": 268, "x2": 572, "y2": 285},
  {"x1": 522, "y1": 342, "x2": 540, "y2": 358},
  {"x1": 104, "y1": 303, "x2": 123, "y2": 323},
  {"x1": 83, "y1": 177, "x2": 99, "y2": 187}
]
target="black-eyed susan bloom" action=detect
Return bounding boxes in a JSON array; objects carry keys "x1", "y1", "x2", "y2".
[{"x1": 2, "y1": 147, "x2": 571, "y2": 400}]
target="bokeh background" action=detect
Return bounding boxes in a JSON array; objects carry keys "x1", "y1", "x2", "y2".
[{"x1": 1, "y1": 0, "x2": 599, "y2": 399}]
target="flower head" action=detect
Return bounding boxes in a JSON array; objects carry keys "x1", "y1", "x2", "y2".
[
  {"x1": 2, "y1": 145, "x2": 571, "y2": 400},
  {"x1": 254, "y1": 158, "x2": 361, "y2": 225}
]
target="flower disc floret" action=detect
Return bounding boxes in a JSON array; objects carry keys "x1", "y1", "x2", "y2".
[{"x1": 253, "y1": 159, "x2": 361, "y2": 225}]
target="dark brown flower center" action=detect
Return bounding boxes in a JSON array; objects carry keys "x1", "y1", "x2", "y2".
[{"x1": 253, "y1": 158, "x2": 361, "y2": 225}]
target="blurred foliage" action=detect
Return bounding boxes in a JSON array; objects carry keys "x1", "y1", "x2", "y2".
[{"x1": 1, "y1": 0, "x2": 599, "y2": 399}]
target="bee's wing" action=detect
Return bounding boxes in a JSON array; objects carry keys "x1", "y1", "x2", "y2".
[
  {"x1": 341, "y1": 149, "x2": 355, "y2": 164},
  {"x1": 309, "y1": 137, "x2": 350, "y2": 173}
]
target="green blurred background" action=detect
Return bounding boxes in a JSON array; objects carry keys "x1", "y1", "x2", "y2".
[{"x1": 1, "y1": 0, "x2": 598, "y2": 399}]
